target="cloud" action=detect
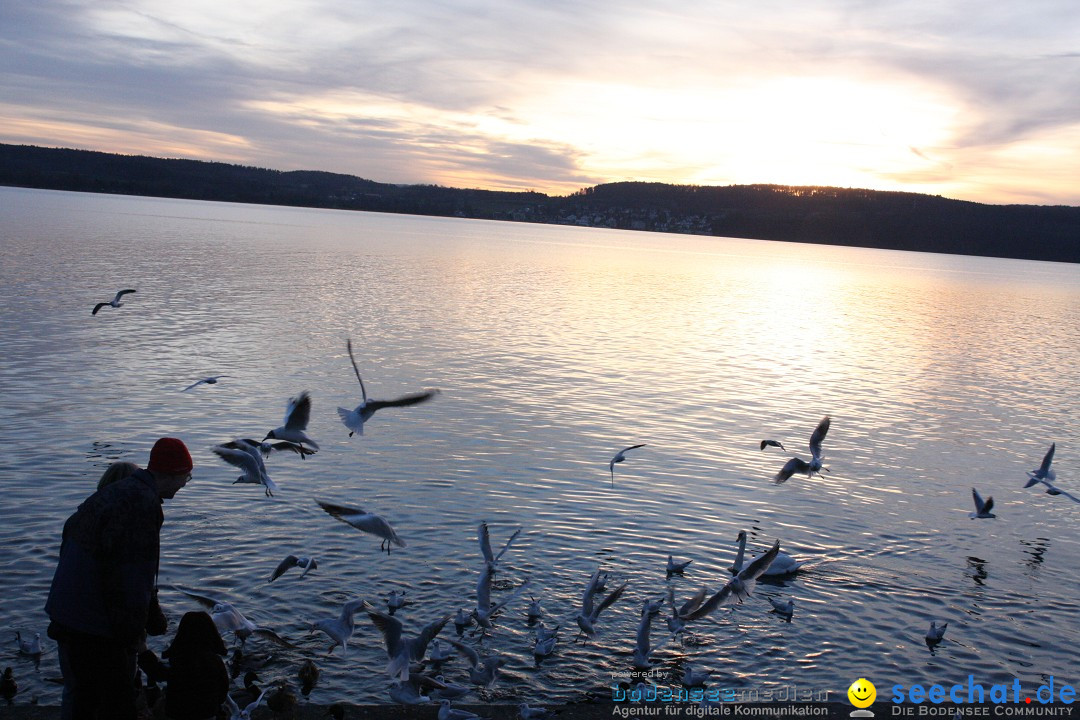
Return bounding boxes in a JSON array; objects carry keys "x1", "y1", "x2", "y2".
[{"x1": 2, "y1": 0, "x2": 1079, "y2": 203}]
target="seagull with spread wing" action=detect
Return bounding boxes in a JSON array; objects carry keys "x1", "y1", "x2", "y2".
[
  {"x1": 337, "y1": 339, "x2": 439, "y2": 437},
  {"x1": 172, "y1": 586, "x2": 294, "y2": 647},
  {"x1": 773, "y1": 416, "x2": 831, "y2": 484},
  {"x1": 92, "y1": 288, "x2": 136, "y2": 315},
  {"x1": 264, "y1": 391, "x2": 319, "y2": 449},
  {"x1": 316, "y1": 499, "x2": 406, "y2": 553},
  {"x1": 364, "y1": 601, "x2": 451, "y2": 681},
  {"x1": 609, "y1": 443, "x2": 646, "y2": 486}
]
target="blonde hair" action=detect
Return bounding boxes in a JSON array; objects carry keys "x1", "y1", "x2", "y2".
[{"x1": 97, "y1": 461, "x2": 140, "y2": 490}]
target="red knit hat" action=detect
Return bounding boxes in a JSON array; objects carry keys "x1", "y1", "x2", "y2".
[{"x1": 147, "y1": 437, "x2": 193, "y2": 475}]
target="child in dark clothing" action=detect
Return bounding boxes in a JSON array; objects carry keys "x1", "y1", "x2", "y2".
[{"x1": 140, "y1": 611, "x2": 229, "y2": 720}]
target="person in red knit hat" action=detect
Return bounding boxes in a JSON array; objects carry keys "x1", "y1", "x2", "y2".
[{"x1": 46, "y1": 437, "x2": 194, "y2": 720}]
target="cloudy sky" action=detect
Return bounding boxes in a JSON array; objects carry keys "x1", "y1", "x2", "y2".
[{"x1": 3, "y1": 1, "x2": 1079, "y2": 204}]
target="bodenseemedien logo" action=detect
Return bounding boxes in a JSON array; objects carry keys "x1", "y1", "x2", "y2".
[{"x1": 849, "y1": 678, "x2": 876, "y2": 718}]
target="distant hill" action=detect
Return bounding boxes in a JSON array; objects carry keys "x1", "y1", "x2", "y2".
[{"x1": 2, "y1": 143, "x2": 1078, "y2": 262}]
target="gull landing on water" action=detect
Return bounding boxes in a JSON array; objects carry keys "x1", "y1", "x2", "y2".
[
  {"x1": 91, "y1": 288, "x2": 136, "y2": 315},
  {"x1": 970, "y1": 488, "x2": 996, "y2": 518},
  {"x1": 925, "y1": 621, "x2": 947, "y2": 644},
  {"x1": 212, "y1": 442, "x2": 278, "y2": 497},
  {"x1": 337, "y1": 339, "x2": 439, "y2": 437},
  {"x1": 609, "y1": 444, "x2": 646, "y2": 486},
  {"x1": 773, "y1": 416, "x2": 831, "y2": 484}
]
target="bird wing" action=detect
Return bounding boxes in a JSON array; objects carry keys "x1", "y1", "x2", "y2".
[
  {"x1": 972, "y1": 487, "x2": 986, "y2": 512},
  {"x1": 366, "y1": 390, "x2": 438, "y2": 412},
  {"x1": 493, "y1": 527, "x2": 522, "y2": 564},
  {"x1": 738, "y1": 540, "x2": 780, "y2": 583},
  {"x1": 591, "y1": 582, "x2": 628, "y2": 621},
  {"x1": 680, "y1": 584, "x2": 733, "y2": 621},
  {"x1": 283, "y1": 391, "x2": 313, "y2": 431},
  {"x1": 1039, "y1": 443, "x2": 1056, "y2": 476},
  {"x1": 91, "y1": 303, "x2": 107, "y2": 315},
  {"x1": 269, "y1": 555, "x2": 299, "y2": 582},
  {"x1": 413, "y1": 614, "x2": 452, "y2": 658},
  {"x1": 365, "y1": 605, "x2": 404, "y2": 654},
  {"x1": 475, "y1": 562, "x2": 493, "y2": 613},
  {"x1": 213, "y1": 445, "x2": 261, "y2": 482},
  {"x1": 444, "y1": 638, "x2": 481, "y2": 668},
  {"x1": 478, "y1": 522, "x2": 494, "y2": 565},
  {"x1": 115, "y1": 289, "x2": 137, "y2": 301},
  {"x1": 676, "y1": 586, "x2": 709, "y2": 617},
  {"x1": 317, "y1": 499, "x2": 364, "y2": 522},
  {"x1": 346, "y1": 339, "x2": 367, "y2": 403},
  {"x1": 621, "y1": 443, "x2": 646, "y2": 455},
  {"x1": 773, "y1": 457, "x2": 809, "y2": 484},
  {"x1": 266, "y1": 440, "x2": 316, "y2": 458},
  {"x1": 181, "y1": 379, "x2": 207, "y2": 392},
  {"x1": 250, "y1": 628, "x2": 295, "y2": 648},
  {"x1": 488, "y1": 579, "x2": 531, "y2": 617},
  {"x1": 172, "y1": 585, "x2": 226, "y2": 611},
  {"x1": 809, "y1": 416, "x2": 831, "y2": 459}
]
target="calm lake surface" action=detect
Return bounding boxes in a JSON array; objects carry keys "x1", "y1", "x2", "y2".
[{"x1": 2, "y1": 186, "x2": 1079, "y2": 706}]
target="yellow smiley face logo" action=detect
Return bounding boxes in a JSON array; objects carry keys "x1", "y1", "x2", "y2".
[{"x1": 848, "y1": 678, "x2": 876, "y2": 708}]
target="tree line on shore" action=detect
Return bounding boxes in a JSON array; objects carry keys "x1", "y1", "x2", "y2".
[{"x1": 2, "y1": 143, "x2": 1078, "y2": 263}]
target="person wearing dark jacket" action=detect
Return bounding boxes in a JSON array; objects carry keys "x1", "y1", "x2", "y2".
[
  {"x1": 45, "y1": 437, "x2": 194, "y2": 720},
  {"x1": 139, "y1": 612, "x2": 229, "y2": 720}
]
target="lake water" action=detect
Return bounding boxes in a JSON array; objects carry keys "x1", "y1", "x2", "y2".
[{"x1": 2, "y1": 186, "x2": 1079, "y2": 708}]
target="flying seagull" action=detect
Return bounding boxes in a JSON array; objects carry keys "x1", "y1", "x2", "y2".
[
  {"x1": 264, "y1": 391, "x2": 319, "y2": 449},
  {"x1": 268, "y1": 555, "x2": 317, "y2": 582},
  {"x1": 337, "y1": 339, "x2": 439, "y2": 436},
  {"x1": 92, "y1": 288, "x2": 136, "y2": 315},
  {"x1": 759, "y1": 440, "x2": 786, "y2": 451},
  {"x1": 773, "y1": 416, "x2": 831, "y2": 484},
  {"x1": 609, "y1": 444, "x2": 646, "y2": 486},
  {"x1": 182, "y1": 375, "x2": 231, "y2": 392},
  {"x1": 680, "y1": 540, "x2": 781, "y2": 620},
  {"x1": 212, "y1": 442, "x2": 278, "y2": 497},
  {"x1": 316, "y1": 499, "x2": 406, "y2": 553}
]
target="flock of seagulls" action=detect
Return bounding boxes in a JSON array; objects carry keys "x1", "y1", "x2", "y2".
[{"x1": 8, "y1": 290, "x2": 1066, "y2": 713}]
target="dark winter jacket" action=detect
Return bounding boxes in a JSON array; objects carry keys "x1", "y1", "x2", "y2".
[{"x1": 45, "y1": 469, "x2": 164, "y2": 646}]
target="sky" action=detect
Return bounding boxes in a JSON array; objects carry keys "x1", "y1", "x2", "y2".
[{"x1": 3, "y1": 1, "x2": 1080, "y2": 205}]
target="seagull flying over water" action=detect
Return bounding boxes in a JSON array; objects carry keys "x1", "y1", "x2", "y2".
[
  {"x1": 268, "y1": 555, "x2": 317, "y2": 582},
  {"x1": 220, "y1": 438, "x2": 316, "y2": 460},
  {"x1": 1021, "y1": 443, "x2": 1080, "y2": 502},
  {"x1": 181, "y1": 375, "x2": 230, "y2": 392},
  {"x1": 212, "y1": 442, "x2": 278, "y2": 497},
  {"x1": 609, "y1": 444, "x2": 646, "y2": 486},
  {"x1": 92, "y1": 288, "x2": 136, "y2": 315},
  {"x1": 337, "y1": 339, "x2": 439, "y2": 437},
  {"x1": 309, "y1": 598, "x2": 367, "y2": 656},
  {"x1": 760, "y1": 439, "x2": 786, "y2": 451},
  {"x1": 173, "y1": 586, "x2": 294, "y2": 647},
  {"x1": 1024, "y1": 443, "x2": 1057, "y2": 487},
  {"x1": 264, "y1": 391, "x2": 319, "y2": 449},
  {"x1": 317, "y1": 499, "x2": 406, "y2": 553},
  {"x1": 970, "y1": 487, "x2": 996, "y2": 518},
  {"x1": 773, "y1": 416, "x2": 831, "y2": 484}
]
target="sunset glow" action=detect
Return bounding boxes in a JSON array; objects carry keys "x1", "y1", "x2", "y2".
[{"x1": 2, "y1": 1, "x2": 1079, "y2": 204}]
